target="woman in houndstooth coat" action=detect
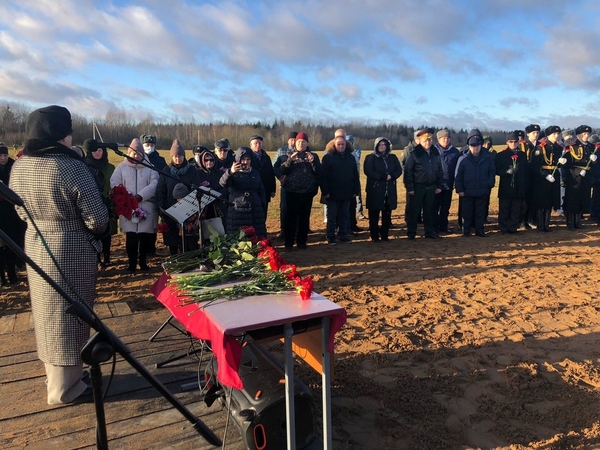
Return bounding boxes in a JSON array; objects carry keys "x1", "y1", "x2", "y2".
[{"x1": 9, "y1": 105, "x2": 109, "y2": 404}]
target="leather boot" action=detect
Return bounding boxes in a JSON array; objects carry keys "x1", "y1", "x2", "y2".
[
  {"x1": 536, "y1": 210, "x2": 545, "y2": 232},
  {"x1": 544, "y1": 210, "x2": 552, "y2": 232},
  {"x1": 575, "y1": 213, "x2": 584, "y2": 229},
  {"x1": 567, "y1": 213, "x2": 576, "y2": 231}
]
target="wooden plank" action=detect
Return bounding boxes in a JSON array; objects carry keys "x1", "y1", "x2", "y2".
[
  {"x1": 0, "y1": 314, "x2": 16, "y2": 334},
  {"x1": 13, "y1": 311, "x2": 33, "y2": 333}
]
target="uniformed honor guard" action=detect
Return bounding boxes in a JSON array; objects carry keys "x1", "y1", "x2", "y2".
[
  {"x1": 530, "y1": 126, "x2": 564, "y2": 232},
  {"x1": 575, "y1": 125, "x2": 596, "y2": 218}
]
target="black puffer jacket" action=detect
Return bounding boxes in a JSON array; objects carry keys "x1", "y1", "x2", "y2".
[
  {"x1": 364, "y1": 137, "x2": 402, "y2": 210},
  {"x1": 320, "y1": 146, "x2": 360, "y2": 201},
  {"x1": 403, "y1": 144, "x2": 443, "y2": 191},
  {"x1": 220, "y1": 147, "x2": 267, "y2": 237}
]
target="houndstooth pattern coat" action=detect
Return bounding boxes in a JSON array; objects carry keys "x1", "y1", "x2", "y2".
[{"x1": 10, "y1": 152, "x2": 108, "y2": 366}]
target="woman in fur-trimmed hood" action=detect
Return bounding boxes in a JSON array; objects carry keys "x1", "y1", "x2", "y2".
[
  {"x1": 363, "y1": 137, "x2": 402, "y2": 241},
  {"x1": 219, "y1": 147, "x2": 267, "y2": 237}
]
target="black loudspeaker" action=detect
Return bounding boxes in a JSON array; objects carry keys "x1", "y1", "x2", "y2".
[{"x1": 205, "y1": 341, "x2": 316, "y2": 449}]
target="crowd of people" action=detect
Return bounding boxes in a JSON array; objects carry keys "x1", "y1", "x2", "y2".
[{"x1": 2, "y1": 104, "x2": 600, "y2": 406}]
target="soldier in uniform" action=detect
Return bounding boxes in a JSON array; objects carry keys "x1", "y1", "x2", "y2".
[
  {"x1": 495, "y1": 132, "x2": 528, "y2": 234},
  {"x1": 575, "y1": 125, "x2": 596, "y2": 218},
  {"x1": 530, "y1": 126, "x2": 564, "y2": 232},
  {"x1": 519, "y1": 124, "x2": 540, "y2": 228},
  {"x1": 589, "y1": 134, "x2": 600, "y2": 224}
]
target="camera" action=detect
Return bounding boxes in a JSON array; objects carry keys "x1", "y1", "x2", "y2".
[{"x1": 297, "y1": 152, "x2": 307, "y2": 160}]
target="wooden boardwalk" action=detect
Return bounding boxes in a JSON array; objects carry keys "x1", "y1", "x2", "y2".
[{"x1": 0, "y1": 302, "x2": 246, "y2": 449}]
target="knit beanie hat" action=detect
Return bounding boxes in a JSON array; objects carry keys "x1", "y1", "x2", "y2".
[
  {"x1": 0, "y1": 143, "x2": 8, "y2": 155},
  {"x1": 288, "y1": 131, "x2": 298, "y2": 139},
  {"x1": 296, "y1": 132, "x2": 309, "y2": 143},
  {"x1": 172, "y1": 183, "x2": 190, "y2": 200},
  {"x1": 129, "y1": 138, "x2": 144, "y2": 155},
  {"x1": 26, "y1": 105, "x2": 72, "y2": 142},
  {"x1": 170, "y1": 139, "x2": 185, "y2": 157}
]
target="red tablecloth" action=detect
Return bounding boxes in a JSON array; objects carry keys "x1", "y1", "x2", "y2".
[{"x1": 150, "y1": 272, "x2": 346, "y2": 389}]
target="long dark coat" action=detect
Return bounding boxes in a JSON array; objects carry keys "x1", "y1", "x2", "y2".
[
  {"x1": 220, "y1": 149, "x2": 267, "y2": 237},
  {"x1": 320, "y1": 147, "x2": 360, "y2": 201},
  {"x1": 495, "y1": 149, "x2": 529, "y2": 199},
  {"x1": 250, "y1": 149, "x2": 276, "y2": 202},
  {"x1": 530, "y1": 142, "x2": 563, "y2": 209},
  {"x1": 561, "y1": 142, "x2": 596, "y2": 213},
  {"x1": 10, "y1": 145, "x2": 108, "y2": 366},
  {"x1": 364, "y1": 146, "x2": 402, "y2": 211},
  {"x1": 0, "y1": 157, "x2": 25, "y2": 241}
]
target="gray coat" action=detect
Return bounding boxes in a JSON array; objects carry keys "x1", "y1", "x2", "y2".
[{"x1": 10, "y1": 150, "x2": 108, "y2": 366}]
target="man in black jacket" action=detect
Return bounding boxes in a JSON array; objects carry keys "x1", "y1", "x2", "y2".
[
  {"x1": 249, "y1": 135, "x2": 276, "y2": 221},
  {"x1": 320, "y1": 135, "x2": 360, "y2": 244},
  {"x1": 404, "y1": 128, "x2": 443, "y2": 239}
]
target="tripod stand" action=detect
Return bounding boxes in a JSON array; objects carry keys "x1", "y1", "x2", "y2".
[{"x1": 0, "y1": 228, "x2": 222, "y2": 449}]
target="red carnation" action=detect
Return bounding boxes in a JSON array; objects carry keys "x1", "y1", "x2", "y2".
[
  {"x1": 595, "y1": 143, "x2": 600, "y2": 150},
  {"x1": 297, "y1": 276, "x2": 313, "y2": 300},
  {"x1": 157, "y1": 222, "x2": 170, "y2": 233},
  {"x1": 511, "y1": 154, "x2": 518, "y2": 160},
  {"x1": 280, "y1": 264, "x2": 298, "y2": 280}
]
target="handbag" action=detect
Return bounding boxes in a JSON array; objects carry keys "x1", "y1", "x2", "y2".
[{"x1": 201, "y1": 216, "x2": 225, "y2": 238}]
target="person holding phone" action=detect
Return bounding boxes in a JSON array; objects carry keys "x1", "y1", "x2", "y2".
[{"x1": 219, "y1": 147, "x2": 267, "y2": 238}]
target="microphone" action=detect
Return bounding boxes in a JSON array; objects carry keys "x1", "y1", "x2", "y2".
[
  {"x1": 83, "y1": 139, "x2": 128, "y2": 153},
  {"x1": 0, "y1": 181, "x2": 24, "y2": 207}
]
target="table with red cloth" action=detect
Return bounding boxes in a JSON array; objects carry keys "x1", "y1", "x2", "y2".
[{"x1": 150, "y1": 271, "x2": 347, "y2": 390}]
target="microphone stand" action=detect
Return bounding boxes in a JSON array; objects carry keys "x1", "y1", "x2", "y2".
[{"x1": 0, "y1": 227, "x2": 222, "y2": 448}]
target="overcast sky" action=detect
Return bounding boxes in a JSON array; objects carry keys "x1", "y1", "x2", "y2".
[{"x1": 1, "y1": 0, "x2": 600, "y2": 130}]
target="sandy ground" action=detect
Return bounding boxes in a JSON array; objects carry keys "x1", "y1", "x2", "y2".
[{"x1": 4, "y1": 202, "x2": 600, "y2": 449}]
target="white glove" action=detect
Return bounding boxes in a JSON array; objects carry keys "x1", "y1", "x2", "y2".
[
  {"x1": 580, "y1": 169, "x2": 586, "y2": 177},
  {"x1": 558, "y1": 157, "x2": 567, "y2": 165},
  {"x1": 546, "y1": 174, "x2": 555, "y2": 183},
  {"x1": 506, "y1": 167, "x2": 515, "y2": 175},
  {"x1": 590, "y1": 154, "x2": 598, "y2": 162}
]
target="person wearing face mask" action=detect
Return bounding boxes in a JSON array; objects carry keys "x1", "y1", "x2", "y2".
[
  {"x1": 157, "y1": 140, "x2": 202, "y2": 256},
  {"x1": 530, "y1": 126, "x2": 564, "y2": 232},
  {"x1": 140, "y1": 134, "x2": 165, "y2": 255},
  {"x1": 190, "y1": 144, "x2": 209, "y2": 168},
  {"x1": 140, "y1": 134, "x2": 166, "y2": 170}
]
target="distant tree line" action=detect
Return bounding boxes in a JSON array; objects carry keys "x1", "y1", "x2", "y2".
[{"x1": 0, "y1": 102, "x2": 571, "y2": 153}]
